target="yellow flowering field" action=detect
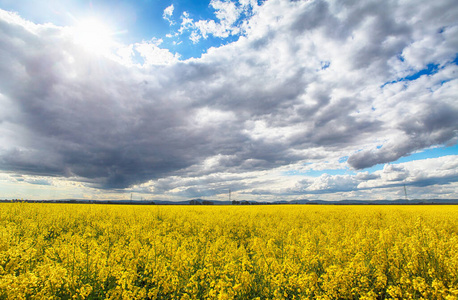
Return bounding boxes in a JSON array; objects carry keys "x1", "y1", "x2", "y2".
[{"x1": 0, "y1": 203, "x2": 457, "y2": 299}]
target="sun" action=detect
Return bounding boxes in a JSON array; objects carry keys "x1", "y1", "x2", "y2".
[{"x1": 73, "y1": 18, "x2": 114, "y2": 55}]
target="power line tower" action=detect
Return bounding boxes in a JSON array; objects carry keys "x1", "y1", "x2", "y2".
[
  {"x1": 229, "y1": 189, "x2": 231, "y2": 202},
  {"x1": 403, "y1": 184, "x2": 408, "y2": 201}
]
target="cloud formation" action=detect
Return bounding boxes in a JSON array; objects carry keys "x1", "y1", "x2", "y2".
[
  {"x1": 163, "y1": 4, "x2": 175, "y2": 25},
  {"x1": 0, "y1": 0, "x2": 457, "y2": 199},
  {"x1": 172, "y1": 0, "x2": 259, "y2": 43},
  {"x1": 243, "y1": 155, "x2": 458, "y2": 199}
]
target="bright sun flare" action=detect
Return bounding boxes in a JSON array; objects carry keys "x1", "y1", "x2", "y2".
[{"x1": 73, "y1": 18, "x2": 114, "y2": 54}]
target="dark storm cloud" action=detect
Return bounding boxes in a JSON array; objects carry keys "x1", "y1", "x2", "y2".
[
  {"x1": 0, "y1": 0, "x2": 457, "y2": 193},
  {"x1": 348, "y1": 92, "x2": 458, "y2": 170},
  {"x1": 0, "y1": 20, "x2": 205, "y2": 187}
]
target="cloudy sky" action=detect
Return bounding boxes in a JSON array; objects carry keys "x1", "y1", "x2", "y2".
[{"x1": 0, "y1": 0, "x2": 457, "y2": 202}]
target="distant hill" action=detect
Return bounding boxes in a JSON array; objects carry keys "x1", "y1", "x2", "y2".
[
  {"x1": 2, "y1": 198, "x2": 458, "y2": 205},
  {"x1": 288, "y1": 198, "x2": 458, "y2": 205}
]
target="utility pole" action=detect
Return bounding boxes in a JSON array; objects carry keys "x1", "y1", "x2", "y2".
[{"x1": 229, "y1": 189, "x2": 231, "y2": 202}]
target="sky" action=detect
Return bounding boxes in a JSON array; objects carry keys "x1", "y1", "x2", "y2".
[{"x1": 0, "y1": 0, "x2": 457, "y2": 202}]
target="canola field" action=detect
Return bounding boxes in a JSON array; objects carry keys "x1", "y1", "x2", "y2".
[{"x1": 0, "y1": 203, "x2": 457, "y2": 299}]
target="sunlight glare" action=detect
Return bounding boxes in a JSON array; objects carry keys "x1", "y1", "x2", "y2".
[{"x1": 73, "y1": 18, "x2": 114, "y2": 55}]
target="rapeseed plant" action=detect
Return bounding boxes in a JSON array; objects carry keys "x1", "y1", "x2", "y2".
[{"x1": 0, "y1": 203, "x2": 457, "y2": 299}]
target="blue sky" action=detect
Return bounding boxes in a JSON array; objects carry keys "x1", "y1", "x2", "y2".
[
  {"x1": 0, "y1": 0, "x2": 457, "y2": 201},
  {"x1": 0, "y1": 0, "x2": 254, "y2": 59}
]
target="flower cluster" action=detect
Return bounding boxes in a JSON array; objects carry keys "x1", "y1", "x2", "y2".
[{"x1": 0, "y1": 203, "x2": 457, "y2": 299}]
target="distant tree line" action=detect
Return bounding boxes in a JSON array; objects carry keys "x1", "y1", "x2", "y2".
[
  {"x1": 232, "y1": 200, "x2": 266, "y2": 205},
  {"x1": 189, "y1": 200, "x2": 214, "y2": 205}
]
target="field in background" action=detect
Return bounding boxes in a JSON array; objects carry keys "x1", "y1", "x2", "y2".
[{"x1": 0, "y1": 203, "x2": 457, "y2": 299}]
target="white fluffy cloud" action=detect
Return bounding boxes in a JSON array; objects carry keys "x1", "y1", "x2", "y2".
[
  {"x1": 246, "y1": 155, "x2": 458, "y2": 200},
  {"x1": 163, "y1": 4, "x2": 175, "y2": 25},
  {"x1": 0, "y1": 0, "x2": 457, "y2": 200},
  {"x1": 194, "y1": 0, "x2": 242, "y2": 38},
  {"x1": 175, "y1": 0, "x2": 259, "y2": 42},
  {"x1": 134, "y1": 39, "x2": 180, "y2": 66}
]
